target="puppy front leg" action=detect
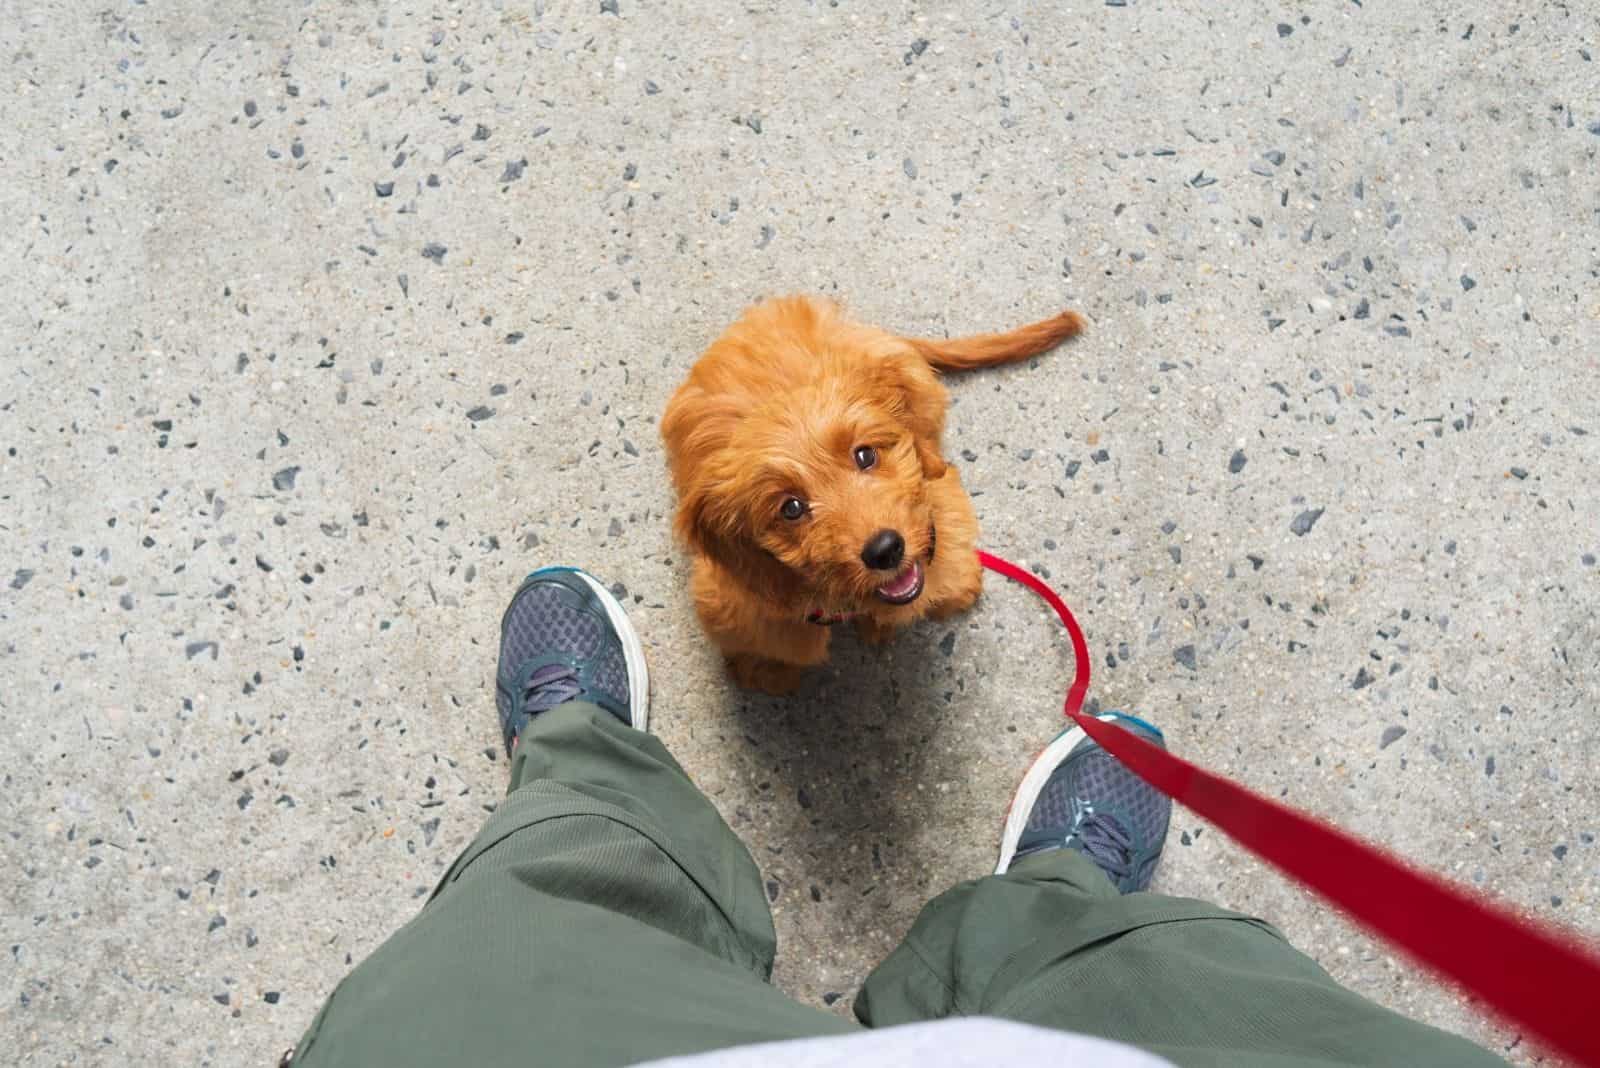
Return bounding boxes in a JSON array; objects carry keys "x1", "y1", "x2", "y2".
[
  {"x1": 725, "y1": 620, "x2": 831, "y2": 695},
  {"x1": 854, "y1": 615, "x2": 901, "y2": 646},
  {"x1": 926, "y1": 560, "x2": 981, "y2": 619},
  {"x1": 922, "y1": 466, "x2": 983, "y2": 620},
  {"x1": 690, "y1": 558, "x2": 832, "y2": 693},
  {"x1": 728, "y1": 654, "x2": 807, "y2": 694}
]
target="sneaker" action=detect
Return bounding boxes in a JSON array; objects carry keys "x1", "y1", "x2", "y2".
[
  {"x1": 495, "y1": 567, "x2": 649, "y2": 755},
  {"x1": 996, "y1": 713, "x2": 1170, "y2": 892}
]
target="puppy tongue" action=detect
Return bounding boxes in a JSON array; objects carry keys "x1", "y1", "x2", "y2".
[{"x1": 877, "y1": 562, "x2": 921, "y2": 600}]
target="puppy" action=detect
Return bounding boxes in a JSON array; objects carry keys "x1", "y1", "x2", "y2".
[{"x1": 661, "y1": 296, "x2": 1083, "y2": 693}]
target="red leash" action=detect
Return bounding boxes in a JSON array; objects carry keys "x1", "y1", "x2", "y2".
[{"x1": 978, "y1": 549, "x2": 1600, "y2": 1067}]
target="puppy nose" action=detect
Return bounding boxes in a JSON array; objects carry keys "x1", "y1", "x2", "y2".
[{"x1": 861, "y1": 529, "x2": 906, "y2": 570}]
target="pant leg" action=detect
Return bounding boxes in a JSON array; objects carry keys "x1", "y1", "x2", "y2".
[
  {"x1": 855, "y1": 849, "x2": 1507, "y2": 1068},
  {"x1": 289, "y1": 702, "x2": 852, "y2": 1068}
]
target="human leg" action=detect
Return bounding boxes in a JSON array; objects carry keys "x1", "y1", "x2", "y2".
[
  {"x1": 285, "y1": 569, "x2": 850, "y2": 1068},
  {"x1": 856, "y1": 714, "x2": 1507, "y2": 1068}
]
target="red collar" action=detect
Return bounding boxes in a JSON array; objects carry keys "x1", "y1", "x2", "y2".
[{"x1": 805, "y1": 608, "x2": 856, "y2": 626}]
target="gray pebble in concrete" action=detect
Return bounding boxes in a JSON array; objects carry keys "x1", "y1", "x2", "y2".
[{"x1": 1290, "y1": 508, "x2": 1325, "y2": 536}]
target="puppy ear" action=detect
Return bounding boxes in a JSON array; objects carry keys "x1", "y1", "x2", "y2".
[
  {"x1": 676, "y1": 479, "x2": 802, "y2": 603},
  {"x1": 912, "y1": 437, "x2": 948, "y2": 481},
  {"x1": 874, "y1": 352, "x2": 949, "y2": 480}
]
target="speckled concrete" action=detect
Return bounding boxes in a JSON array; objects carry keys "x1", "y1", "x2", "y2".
[{"x1": 3, "y1": 2, "x2": 1597, "y2": 1065}]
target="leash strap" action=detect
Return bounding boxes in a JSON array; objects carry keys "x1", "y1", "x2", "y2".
[{"x1": 977, "y1": 549, "x2": 1600, "y2": 1067}]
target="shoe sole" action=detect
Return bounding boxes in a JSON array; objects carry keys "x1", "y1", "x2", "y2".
[
  {"x1": 521, "y1": 566, "x2": 650, "y2": 732},
  {"x1": 995, "y1": 711, "x2": 1163, "y2": 875}
]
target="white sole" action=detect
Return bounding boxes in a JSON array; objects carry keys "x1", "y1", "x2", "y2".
[
  {"x1": 561, "y1": 569, "x2": 651, "y2": 731},
  {"x1": 995, "y1": 722, "x2": 1091, "y2": 874},
  {"x1": 996, "y1": 712, "x2": 1164, "y2": 874}
]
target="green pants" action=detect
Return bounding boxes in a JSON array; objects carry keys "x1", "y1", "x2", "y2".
[{"x1": 289, "y1": 703, "x2": 1504, "y2": 1067}]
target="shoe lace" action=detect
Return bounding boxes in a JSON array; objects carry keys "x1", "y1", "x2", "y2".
[
  {"x1": 1068, "y1": 804, "x2": 1135, "y2": 881},
  {"x1": 521, "y1": 662, "x2": 583, "y2": 716}
]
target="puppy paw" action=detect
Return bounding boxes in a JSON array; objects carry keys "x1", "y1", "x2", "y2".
[
  {"x1": 854, "y1": 615, "x2": 899, "y2": 646},
  {"x1": 728, "y1": 654, "x2": 806, "y2": 695}
]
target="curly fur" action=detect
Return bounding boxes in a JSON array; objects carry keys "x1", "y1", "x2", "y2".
[{"x1": 661, "y1": 296, "x2": 1083, "y2": 693}]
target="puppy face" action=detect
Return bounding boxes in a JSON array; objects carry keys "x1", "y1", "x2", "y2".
[{"x1": 679, "y1": 376, "x2": 939, "y2": 617}]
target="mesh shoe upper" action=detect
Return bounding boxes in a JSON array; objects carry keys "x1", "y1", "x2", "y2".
[
  {"x1": 496, "y1": 571, "x2": 633, "y2": 752},
  {"x1": 1014, "y1": 715, "x2": 1171, "y2": 893}
]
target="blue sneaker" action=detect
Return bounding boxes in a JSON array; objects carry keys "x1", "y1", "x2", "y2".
[
  {"x1": 996, "y1": 713, "x2": 1170, "y2": 892},
  {"x1": 495, "y1": 567, "x2": 649, "y2": 755}
]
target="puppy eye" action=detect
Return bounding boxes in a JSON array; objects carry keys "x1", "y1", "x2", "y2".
[
  {"x1": 852, "y1": 445, "x2": 878, "y2": 470},
  {"x1": 779, "y1": 496, "x2": 808, "y2": 521}
]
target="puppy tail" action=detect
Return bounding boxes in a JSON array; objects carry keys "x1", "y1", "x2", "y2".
[{"x1": 905, "y1": 310, "x2": 1085, "y2": 372}]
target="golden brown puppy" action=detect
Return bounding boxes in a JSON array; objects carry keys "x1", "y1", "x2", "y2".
[{"x1": 662, "y1": 296, "x2": 1083, "y2": 693}]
